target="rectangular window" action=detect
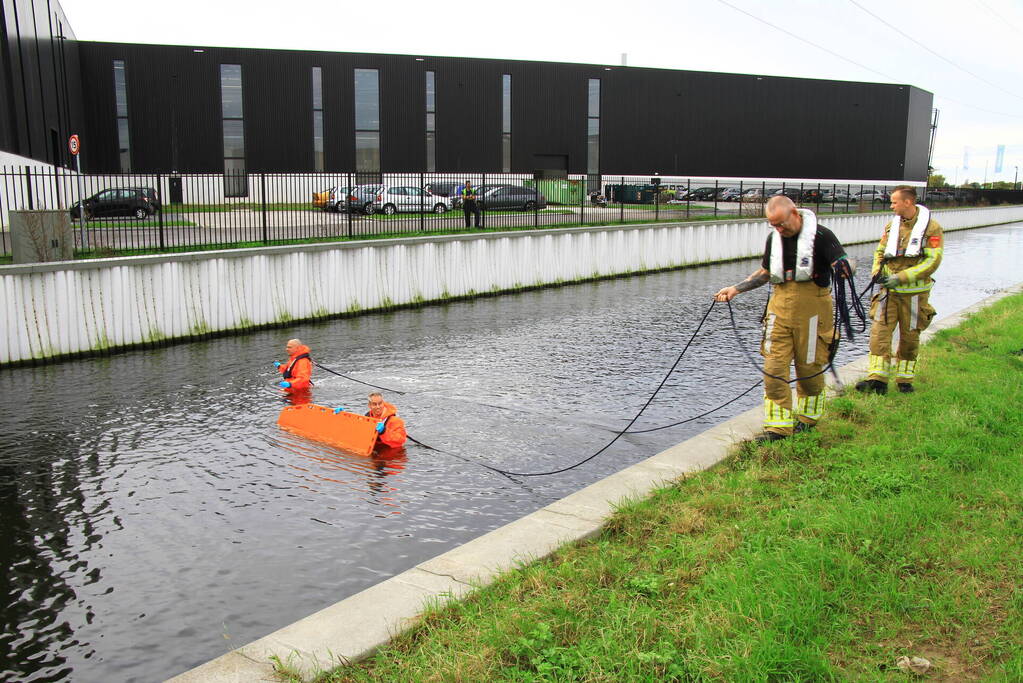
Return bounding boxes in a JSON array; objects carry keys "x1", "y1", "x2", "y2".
[
  {"x1": 312, "y1": 66, "x2": 324, "y2": 171},
  {"x1": 425, "y1": 71, "x2": 436, "y2": 172},
  {"x1": 354, "y1": 68, "x2": 380, "y2": 173},
  {"x1": 355, "y1": 131, "x2": 380, "y2": 173},
  {"x1": 113, "y1": 60, "x2": 131, "y2": 172},
  {"x1": 587, "y1": 78, "x2": 600, "y2": 175},
  {"x1": 220, "y1": 64, "x2": 247, "y2": 197},
  {"x1": 501, "y1": 74, "x2": 511, "y2": 172}
]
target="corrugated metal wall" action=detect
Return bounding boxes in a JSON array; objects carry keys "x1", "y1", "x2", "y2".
[
  {"x1": 0, "y1": 0, "x2": 82, "y2": 166},
  {"x1": 71, "y1": 43, "x2": 933, "y2": 180}
]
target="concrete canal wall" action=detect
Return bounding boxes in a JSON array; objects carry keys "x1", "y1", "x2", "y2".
[{"x1": 2, "y1": 205, "x2": 1022, "y2": 366}]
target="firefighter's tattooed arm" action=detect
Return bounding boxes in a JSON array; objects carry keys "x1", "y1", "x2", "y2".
[{"x1": 734, "y1": 269, "x2": 769, "y2": 293}]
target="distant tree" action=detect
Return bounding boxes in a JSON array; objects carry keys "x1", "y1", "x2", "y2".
[
  {"x1": 927, "y1": 173, "x2": 946, "y2": 187},
  {"x1": 990, "y1": 181, "x2": 1015, "y2": 190}
]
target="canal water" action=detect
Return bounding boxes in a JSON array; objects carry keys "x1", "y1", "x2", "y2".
[{"x1": 2, "y1": 222, "x2": 1022, "y2": 682}]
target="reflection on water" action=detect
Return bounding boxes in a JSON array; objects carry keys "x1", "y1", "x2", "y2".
[{"x1": 1, "y1": 223, "x2": 1022, "y2": 682}]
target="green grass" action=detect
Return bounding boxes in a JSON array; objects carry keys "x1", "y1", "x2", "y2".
[{"x1": 285, "y1": 294, "x2": 1023, "y2": 682}]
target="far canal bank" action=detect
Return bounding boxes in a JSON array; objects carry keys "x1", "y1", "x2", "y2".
[{"x1": 2, "y1": 205, "x2": 1021, "y2": 367}]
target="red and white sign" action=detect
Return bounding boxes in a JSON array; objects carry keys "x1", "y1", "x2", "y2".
[{"x1": 68, "y1": 134, "x2": 80, "y2": 156}]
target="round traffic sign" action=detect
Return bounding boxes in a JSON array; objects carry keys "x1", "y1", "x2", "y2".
[{"x1": 68, "y1": 134, "x2": 80, "y2": 156}]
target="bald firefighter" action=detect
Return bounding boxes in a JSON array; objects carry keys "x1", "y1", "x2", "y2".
[
  {"x1": 856, "y1": 185, "x2": 943, "y2": 395},
  {"x1": 715, "y1": 196, "x2": 854, "y2": 443}
]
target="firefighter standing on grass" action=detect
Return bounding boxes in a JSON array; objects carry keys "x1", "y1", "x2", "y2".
[
  {"x1": 856, "y1": 185, "x2": 943, "y2": 395},
  {"x1": 714, "y1": 196, "x2": 854, "y2": 443}
]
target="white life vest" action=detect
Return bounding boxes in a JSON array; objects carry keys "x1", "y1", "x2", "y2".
[
  {"x1": 769, "y1": 209, "x2": 817, "y2": 284},
  {"x1": 884, "y1": 204, "x2": 930, "y2": 258}
]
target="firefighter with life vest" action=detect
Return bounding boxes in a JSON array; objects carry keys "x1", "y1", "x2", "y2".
[
  {"x1": 275, "y1": 338, "x2": 313, "y2": 404},
  {"x1": 714, "y1": 196, "x2": 854, "y2": 443},
  {"x1": 462, "y1": 181, "x2": 481, "y2": 228},
  {"x1": 856, "y1": 185, "x2": 942, "y2": 395}
]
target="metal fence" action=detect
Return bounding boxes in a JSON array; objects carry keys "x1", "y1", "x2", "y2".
[{"x1": 2, "y1": 167, "x2": 1021, "y2": 257}]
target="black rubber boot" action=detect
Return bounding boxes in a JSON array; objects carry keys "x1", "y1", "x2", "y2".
[
  {"x1": 855, "y1": 379, "x2": 888, "y2": 395},
  {"x1": 794, "y1": 421, "x2": 816, "y2": 434},
  {"x1": 753, "y1": 431, "x2": 788, "y2": 444},
  {"x1": 897, "y1": 383, "x2": 915, "y2": 393}
]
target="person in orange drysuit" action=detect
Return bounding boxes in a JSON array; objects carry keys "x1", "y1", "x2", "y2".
[
  {"x1": 275, "y1": 338, "x2": 313, "y2": 404},
  {"x1": 366, "y1": 392, "x2": 407, "y2": 448}
]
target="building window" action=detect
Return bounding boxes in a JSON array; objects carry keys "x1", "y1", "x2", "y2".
[
  {"x1": 425, "y1": 71, "x2": 436, "y2": 173},
  {"x1": 220, "y1": 64, "x2": 247, "y2": 197},
  {"x1": 587, "y1": 78, "x2": 600, "y2": 175},
  {"x1": 501, "y1": 74, "x2": 511, "y2": 173},
  {"x1": 354, "y1": 68, "x2": 380, "y2": 175},
  {"x1": 312, "y1": 66, "x2": 324, "y2": 172},
  {"x1": 113, "y1": 60, "x2": 131, "y2": 172}
]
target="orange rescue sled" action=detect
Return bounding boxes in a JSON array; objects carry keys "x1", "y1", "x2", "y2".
[{"x1": 277, "y1": 404, "x2": 379, "y2": 456}]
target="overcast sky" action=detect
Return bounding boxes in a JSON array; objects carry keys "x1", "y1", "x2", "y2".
[{"x1": 60, "y1": 0, "x2": 1023, "y2": 184}]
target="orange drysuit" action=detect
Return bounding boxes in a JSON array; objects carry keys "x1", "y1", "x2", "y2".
[
  {"x1": 279, "y1": 344, "x2": 313, "y2": 390},
  {"x1": 368, "y1": 402, "x2": 407, "y2": 448}
]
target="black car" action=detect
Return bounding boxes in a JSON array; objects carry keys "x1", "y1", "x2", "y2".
[
  {"x1": 687, "y1": 187, "x2": 719, "y2": 200},
  {"x1": 425, "y1": 181, "x2": 465, "y2": 208},
  {"x1": 478, "y1": 185, "x2": 547, "y2": 211},
  {"x1": 70, "y1": 187, "x2": 159, "y2": 220}
]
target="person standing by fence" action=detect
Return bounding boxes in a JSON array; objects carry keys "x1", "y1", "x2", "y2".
[{"x1": 462, "y1": 181, "x2": 481, "y2": 228}]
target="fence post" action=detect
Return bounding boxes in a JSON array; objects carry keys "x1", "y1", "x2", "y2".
[
  {"x1": 619, "y1": 177, "x2": 625, "y2": 224},
  {"x1": 713, "y1": 178, "x2": 718, "y2": 218},
  {"x1": 24, "y1": 166, "x2": 34, "y2": 210},
  {"x1": 579, "y1": 176, "x2": 584, "y2": 227},
  {"x1": 346, "y1": 172, "x2": 353, "y2": 238},
  {"x1": 420, "y1": 172, "x2": 425, "y2": 232},
  {"x1": 157, "y1": 172, "x2": 165, "y2": 250},
  {"x1": 686, "y1": 179, "x2": 691, "y2": 219},
  {"x1": 260, "y1": 173, "x2": 268, "y2": 244}
]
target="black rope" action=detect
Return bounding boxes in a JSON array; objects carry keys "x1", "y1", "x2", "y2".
[
  {"x1": 313, "y1": 361, "x2": 408, "y2": 395},
  {"x1": 409, "y1": 300, "x2": 720, "y2": 478},
  {"x1": 624, "y1": 380, "x2": 763, "y2": 434},
  {"x1": 725, "y1": 299, "x2": 838, "y2": 384}
]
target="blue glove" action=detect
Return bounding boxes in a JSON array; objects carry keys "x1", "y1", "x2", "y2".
[
  {"x1": 273, "y1": 361, "x2": 282, "y2": 368},
  {"x1": 884, "y1": 274, "x2": 901, "y2": 289},
  {"x1": 333, "y1": 406, "x2": 346, "y2": 414},
  {"x1": 375, "y1": 421, "x2": 386, "y2": 434},
  {"x1": 279, "y1": 381, "x2": 291, "y2": 388}
]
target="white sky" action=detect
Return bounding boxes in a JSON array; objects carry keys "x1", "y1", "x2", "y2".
[{"x1": 61, "y1": 0, "x2": 1023, "y2": 184}]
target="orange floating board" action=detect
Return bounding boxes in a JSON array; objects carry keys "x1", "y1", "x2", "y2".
[{"x1": 277, "y1": 404, "x2": 380, "y2": 456}]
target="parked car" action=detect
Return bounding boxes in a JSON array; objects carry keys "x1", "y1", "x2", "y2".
[
  {"x1": 716, "y1": 186, "x2": 742, "y2": 201},
  {"x1": 853, "y1": 189, "x2": 888, "y2": 204},
  {"x1": 341, "y1": 184, "x2": 385, "y2": 214},
  {"x1": 425, "y1": 181, "x2": 465, "y2": 208},
  {"x1": 312, "y1": 185, "x2": 353, "y2": 211},
  {"x1": 687, "y1": 186, "x2": 719, "y2": 201},
  {"x1": 368, "y1": 185, "x2": 452, "y2": 214},
  {"x1": 741, "y1": 187, "x2": 779, "y2": 201},
  {"x1": 799, "y1": 188, "x2": 826, "y2": 202},
  {"x1": 924, "y1": 189, "x2": 953, "y2": 203},
  {"x1": 770, "y1": 187, "x2": 801, "y2": 200},
  {"x1": 478, "y1": 185, "x2": 547, "y2": 211},
  {"x1": 821, "y1": 189, "x2": 851, "y2": 203},
  {"x1": 70, "y1": 187, "x2": 159, "y2": 220}
]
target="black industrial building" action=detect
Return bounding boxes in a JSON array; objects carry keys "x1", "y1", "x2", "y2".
[{"x1": 2, "y1": 0, "x2": 933, "y2": 186}]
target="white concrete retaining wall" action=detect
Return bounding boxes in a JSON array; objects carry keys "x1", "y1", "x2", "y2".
[{"x1": 2, "y1": 205, "x2": 1022, "y2": 366}]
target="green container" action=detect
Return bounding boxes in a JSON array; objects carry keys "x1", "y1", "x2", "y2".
[{"x1": 524, "y1": 179, "x2": 583, "y2": 205}]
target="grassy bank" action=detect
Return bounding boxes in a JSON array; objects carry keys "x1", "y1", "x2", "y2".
[{"x1": 287, "y1": 293, "x2": 1023, "y2": 682}]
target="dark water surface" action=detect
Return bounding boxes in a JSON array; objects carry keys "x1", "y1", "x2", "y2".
[{"x1": 2, "y1": 223, "x2": 1022, "y2": 682}]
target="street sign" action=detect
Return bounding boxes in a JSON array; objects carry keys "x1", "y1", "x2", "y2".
[{"x1": 68, "y1": 134, "x2": 80, "y2": 156}]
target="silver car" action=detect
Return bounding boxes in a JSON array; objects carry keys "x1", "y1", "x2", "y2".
[{"x1": 368, "y1": 185, "x2": 452, "y2": 215}]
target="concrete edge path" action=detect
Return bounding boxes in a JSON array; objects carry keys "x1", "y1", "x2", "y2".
[{"x1": 169, "y1": 281, "x2": 1023, "y2": 683}]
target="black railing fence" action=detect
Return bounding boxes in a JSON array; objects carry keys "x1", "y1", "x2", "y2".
[{"x1": 1, "y1": 167, "x2": 1020, "y2": 257}]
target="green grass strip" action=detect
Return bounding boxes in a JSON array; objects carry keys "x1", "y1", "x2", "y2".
[{"x1": 291, "y1": 293, "x2": 1023, "y2": 682}]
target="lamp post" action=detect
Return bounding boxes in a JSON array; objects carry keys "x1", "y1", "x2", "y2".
[{"x1": 1015, "y1": 166, "x2": 1019, "y2": 191}]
